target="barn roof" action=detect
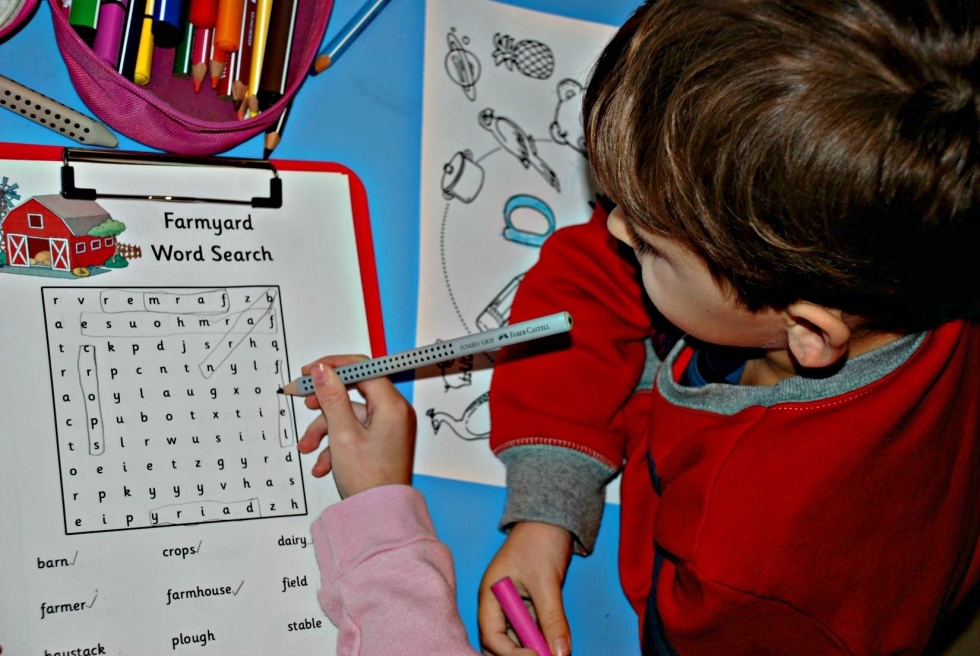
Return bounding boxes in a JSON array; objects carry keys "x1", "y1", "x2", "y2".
[{"x1": 26, "y1": 194, "x2": 111, "y2": 236}]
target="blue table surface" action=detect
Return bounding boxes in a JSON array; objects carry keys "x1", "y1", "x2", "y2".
[{"x1": 0, "y1": 1, "x2": 643, "y2": 652}]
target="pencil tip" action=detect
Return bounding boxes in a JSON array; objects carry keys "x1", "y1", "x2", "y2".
[
  {"x1": 193, "y1": 78, "x2": 204, "y2": 93},
  {"x1": 211, "y1": 77, "x2": 219, "y2": 90},
  {"x1": 312, "y1": 54, "x2": 330, "y2": 75},
  {"x1": 276, "y1": 387, "x2": 283, "y2": 394}
]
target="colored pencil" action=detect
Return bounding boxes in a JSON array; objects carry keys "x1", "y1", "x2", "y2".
[
  {"x1": 263, "y1": 100, "x2": 288, "y2": 158},
  {"x1": 257, "y1": 0, "x2": 296, "y2": 112},
  {"x1": 172, "y1": 19, "x2": 195, "y2": 77},
  {"x1": 210, "y1": 45, "x2": 228, "y2": 89},
  {"x1": 279, "y1": 312, "x2": 574, "y2": 395},
  {"x1": 191, "y1": 25, "x2": 213, "y2": 92},
  {"x1": 231, "y1": 0, "x2": 257, "y2": 116},
  {"x1": 312, "y1": 0, "x2": 393, "y2": 75},
  {"x1": 0, "y1": 74, "x2": 118, "y2": 148},
  {"x1": 217, "y1": 49, "x2": 237, "y2": 101},
  {"x1": 243, "y1": 0, "x2": 273, "y2": 116}
]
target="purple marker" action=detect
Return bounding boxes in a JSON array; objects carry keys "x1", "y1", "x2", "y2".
[
  {"x1": 92, "y1": 0, "x2": 130, "y2": 68},
  {"x1": 490, "y1": 576, "x2": 551, "y2": 656}
]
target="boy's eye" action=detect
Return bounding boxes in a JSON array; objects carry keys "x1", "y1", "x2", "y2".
[
  {"x1": 624, "y1": 218, "x2": 662, "y2": 258},
  {"x1": 631, "y1": 238, "x2": 659, "y2": 257}
]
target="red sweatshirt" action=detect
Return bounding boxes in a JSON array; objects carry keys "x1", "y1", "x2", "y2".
[{"x1": 489, "y1": 205, "x2": 980, "y2": 654}]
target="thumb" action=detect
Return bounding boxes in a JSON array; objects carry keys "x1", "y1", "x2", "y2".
[{"x1": 310, "y1": 362, "x2": 359, "y2": 438}]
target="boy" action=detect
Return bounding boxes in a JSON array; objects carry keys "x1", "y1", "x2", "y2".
[{"x1": 478, "y1": 1, "x2": 980, "y2": 655}]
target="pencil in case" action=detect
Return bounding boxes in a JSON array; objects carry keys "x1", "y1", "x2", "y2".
[
  {"x1": 0, "y1": 0, "x2": 40, "y2": 41},
  {"x1": 49, "y1": 0, "x2": 333, "y2": 155}
]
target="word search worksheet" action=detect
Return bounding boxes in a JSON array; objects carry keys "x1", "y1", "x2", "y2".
[{"x1": 0, "y1": 144, "x2": 384, "y2": 654}]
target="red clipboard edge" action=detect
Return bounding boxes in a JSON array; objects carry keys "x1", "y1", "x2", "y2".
[
  {"x1": 274, "y1": 158, "x2": 387, "y2": 359},
  {"x1": 0, "y1": 143, "x2": 387, "y2": 359}
]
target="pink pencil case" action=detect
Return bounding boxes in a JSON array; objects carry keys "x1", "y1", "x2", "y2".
[
  {"x1": 0, "y1": 0, "x2": 40, "y2": 41},
  {"x1": 49, "y1": 0, "x2": 333, "y2": 155}
]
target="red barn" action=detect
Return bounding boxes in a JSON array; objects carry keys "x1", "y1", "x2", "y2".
[{"x1": 2, "y1": 195, "x2": 116, "y2": 271}]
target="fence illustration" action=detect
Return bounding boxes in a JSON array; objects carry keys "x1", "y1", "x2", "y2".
[{"x1": 116, "y1": 243, "x2": 142, "y2": 260}]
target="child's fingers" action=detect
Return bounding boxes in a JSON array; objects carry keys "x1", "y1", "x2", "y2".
[
  {"x1": 302, "y1": 354, "x2": 368, "y2": 377},
  {"x1": 524, "y1": 583, "x2": 570, "y2": 656},
  {"x1": 310, "y1": 445, "x2": 333, "y2": 478},
  {"x1": 298, "y1": 413, "x2": 328, "y2": 454},
  {"x1": 310, "y1": 363, "x2": 361, "y2": 439},
  {"x1": 478, "y1": 587, "x2": 526, "y2": 656}
]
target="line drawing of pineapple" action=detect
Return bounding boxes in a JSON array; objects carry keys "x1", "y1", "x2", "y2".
[{"x1": 491, "y1": 33, "x2": 555, "y2": 80}]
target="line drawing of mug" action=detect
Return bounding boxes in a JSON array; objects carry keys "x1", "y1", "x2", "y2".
[
  {"x1": 441, "y1": 150, "x2": 485, "y2": 203},
  {"x1": 502, "y1": 194, "x2": 555, "y2": 248}
]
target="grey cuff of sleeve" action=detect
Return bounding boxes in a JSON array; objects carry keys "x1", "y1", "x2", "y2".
[{"x1": 498, "y1": 445, "x2": 619, "y2": 555}]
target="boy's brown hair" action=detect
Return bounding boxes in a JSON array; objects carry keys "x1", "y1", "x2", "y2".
[{"x1": 585, "y1": 0, "x2": 980, "y2": 332}]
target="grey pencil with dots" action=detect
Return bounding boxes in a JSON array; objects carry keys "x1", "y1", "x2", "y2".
[
  {"x1": 278, "y1": 311, "x2": 573, "y2": 396},
  {"x1": 0, "y1": 74, "x2": 118, "y2": 148}
]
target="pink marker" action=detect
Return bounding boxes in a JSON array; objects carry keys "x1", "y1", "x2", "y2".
[
  {"x1": 92, "y1": 0, "x2": 131, "y2": 68},
  {"x1": 490, "y1": 576, "x2": 551, "y2": 656}
]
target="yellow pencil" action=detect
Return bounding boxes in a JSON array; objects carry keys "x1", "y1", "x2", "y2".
[
  {"x1": 245, "y1": 0, "x2": 273, "y2": 117},
  {"x1": 134, "y1": 0, "x2": 156, "y2": 85}
]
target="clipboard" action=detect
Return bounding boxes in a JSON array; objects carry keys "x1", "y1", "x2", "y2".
[{"x1": 0, "y1": 142, "x2": 386, "y2": 654}]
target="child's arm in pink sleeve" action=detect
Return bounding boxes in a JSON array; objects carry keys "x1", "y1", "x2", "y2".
[{"x1": 311, "y1": 484, "x2": 479, "y2": 656}]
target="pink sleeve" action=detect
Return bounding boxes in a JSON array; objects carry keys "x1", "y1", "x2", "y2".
[{"x1": 311, "y1": 485, "x2": 479, "y2": 656}]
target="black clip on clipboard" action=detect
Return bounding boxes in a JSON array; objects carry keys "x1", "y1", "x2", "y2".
[{"x1": 60, "y1": 148, "x2": 283, "y2": 208}]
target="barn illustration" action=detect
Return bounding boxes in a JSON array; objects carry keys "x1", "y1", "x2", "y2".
[{"x1": 1, "y1": 195, "x2": 123, "y2": 273}]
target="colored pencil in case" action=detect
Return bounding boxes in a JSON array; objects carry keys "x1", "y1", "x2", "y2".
[
  {"x1": 257, "y1": 0, "x2": 296, "y2": 112},
  {"x1": 134, "y1": 0, "x2": 156, "y2": 86},
  {"x1": 210, "y1": 45, "x2": 228, "y2": 89},
  {"x1": 69, "y1": 0, "x2": 102, "y2": 45},
  {"x1": 190, "y1": 25, "x2": 213, "y2": 92},
  {"x1": 213, "y1": 0, "x2": 244, "y2": 52},
  {"x1": 117, "y1": 0, "x2": 148, "y2": 79},
  {"x1": 232, "y1": 0, "x2": 257, "y2": 115},
  {"x1": 217, "y1": 49, "x2": 237, "y2": 101},
  {"x1": 188, "y1": 0, "x2": 217, "y2": 28},
  {"x1": 173, "y1": 20, "x2": 195, "y2": 78},
  {"x1": 263, "y1": 100, "x2": 288, "y2": 158},
  {"x1": 92, "y1": 0, "x2": 129, "y2": 68},
  {"x1": 152, "y1": 0, "x2": 184, "y2": 47},
  {"x1": 243, "y1": 0, "x2": 273, "y2": 116},
  {"x1": 312, "y1": 0, "x2": 393, "y2": 75}
]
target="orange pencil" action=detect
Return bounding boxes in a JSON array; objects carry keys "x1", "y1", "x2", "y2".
[
  {"x1": 191, "y1": 25, "x2": 213, "y2": 93},
  {"x1": 210, "y1": 45, "x2": 228, "y2": 88},
  {"x1": 214, "y1": 0, "x2": 244, "y2": 51}
]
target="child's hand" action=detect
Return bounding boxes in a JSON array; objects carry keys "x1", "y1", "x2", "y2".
[
  {"x1": 296, "y1": 356, "x2": 417, "y2": 499},
  {"x1": 478, "y1": 521, "x2": 574, "y2": 656}
]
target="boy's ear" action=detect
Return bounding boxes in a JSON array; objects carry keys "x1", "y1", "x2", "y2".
[
  {"x1": 606, "y1": 206, "x2": 631, "y2": 245},
  {"x1": 783, "y1": 302, "x2": 852, "y2": 369}
]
